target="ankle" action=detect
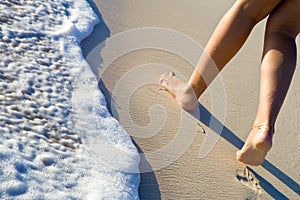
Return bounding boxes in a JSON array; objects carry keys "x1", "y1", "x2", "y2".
[
  {"x1": 178, "y1": 85, "x2": 198, "y2": 112},
  {"x1": 187, "y1": 81, "x2": 204, "y2": 99},
  {"x1": 253, "y1": 122, "x2": 275, "y2": 135},
  {"x1": 253, "y1": 119, "x2": 274, "y2": 127}
]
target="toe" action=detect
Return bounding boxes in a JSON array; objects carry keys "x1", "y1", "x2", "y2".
[
  {"x1": 159, "y1": 73, "x2": 167, "y2": 84},
  {"x1": 170, "y1": 71, "x2": 176, "y2": 77}
]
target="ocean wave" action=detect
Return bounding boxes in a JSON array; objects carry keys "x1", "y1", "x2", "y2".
[{"x1": 0, "y1": 0, "x2": 140, "y2": 199}]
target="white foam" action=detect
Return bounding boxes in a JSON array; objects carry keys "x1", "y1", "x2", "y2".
[{"x1": 0, "y1": 0, "x2": 140, "y2": 199}]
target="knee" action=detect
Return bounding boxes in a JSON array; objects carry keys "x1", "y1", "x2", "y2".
[
  {"x1": 265, "y1": 0, "x2": 300, "y2": 38},
  {"x1": 266, "y1": 13, "x2": 300, "y2": 39},
  {"x1": 236, "y1": 0, "x2": 280, "y2": 23}
]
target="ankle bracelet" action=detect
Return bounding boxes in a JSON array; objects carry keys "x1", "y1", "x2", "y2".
[{"x1": 253, "y1": 123, "x2": 275, "y2": 134}]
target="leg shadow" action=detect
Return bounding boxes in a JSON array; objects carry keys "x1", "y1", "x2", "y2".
[
  {"x1": 193, "y1": 102, "x2": 300, "y2": 197},
  {"x1": 247, "y1": 167, "x2": 289, "y2": 199},
  {"x1": 261, "y1": 160, "x2": 300, "y2": 196}
]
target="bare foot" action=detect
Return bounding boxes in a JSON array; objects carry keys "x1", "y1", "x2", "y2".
[
  {"x1": 159, "y1": 72, "x2": 198, "y2": 112},
  {"x1": 236, "y1": 124, "x2": 274, "y2": 166}
]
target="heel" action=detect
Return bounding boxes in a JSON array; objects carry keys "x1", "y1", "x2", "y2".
[{"x1": 253, "y1": 123, "x2": 274, "y2": 150}]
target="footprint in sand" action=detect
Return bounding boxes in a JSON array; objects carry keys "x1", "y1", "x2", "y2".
[{"x1": 236, "y1": 167, "x2": 261, "y2": 192}]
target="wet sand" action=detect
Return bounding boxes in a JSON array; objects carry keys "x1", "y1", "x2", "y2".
[{"x1": 82, "y1": 0, "x2": 300, "y2": 199}]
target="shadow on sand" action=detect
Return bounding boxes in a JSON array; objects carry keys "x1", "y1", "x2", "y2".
[{"x1": 194, "y1": 103, "x2": 300, "y2": 199}]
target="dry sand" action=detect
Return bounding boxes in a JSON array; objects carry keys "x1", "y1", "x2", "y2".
[{"x1": 82, "y1": 0, "x2": 300, "y2": 199}]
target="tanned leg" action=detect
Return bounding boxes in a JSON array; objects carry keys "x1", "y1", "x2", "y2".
[
  {"x1": 236, "y1": 0, "x2": 300, "y2": 165},
  {"x1": 160, "y1": 0, "x2": 281, "y2": 112}
]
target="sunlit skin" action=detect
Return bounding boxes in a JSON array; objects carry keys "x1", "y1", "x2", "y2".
[{"x1": 160, "y1": 0, "x2": 300, "y2": 166}]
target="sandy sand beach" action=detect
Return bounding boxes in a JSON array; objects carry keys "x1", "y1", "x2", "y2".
[{"x1": 82, "y1": 0, "x2": 300, "y2": 199}]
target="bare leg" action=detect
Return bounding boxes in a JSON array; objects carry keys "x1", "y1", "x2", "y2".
[
  {"x1": 236, "y1": 0, "x2": 300, "y2": 166},
  {"x1": 160, "y1": 0, "x2": 280, "y2": 111}
]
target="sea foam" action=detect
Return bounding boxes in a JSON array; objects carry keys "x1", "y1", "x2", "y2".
[{"x1": 0, "y1": 0, "x2": 140, "y2": 199}]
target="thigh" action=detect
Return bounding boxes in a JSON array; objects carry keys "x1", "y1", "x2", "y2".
[
  {"x1": 267, "y1": 0, "x2": 300, "y2": 37},
  {"x1": 236, "y1": 0, "x2": 282, "y2": 22}
]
